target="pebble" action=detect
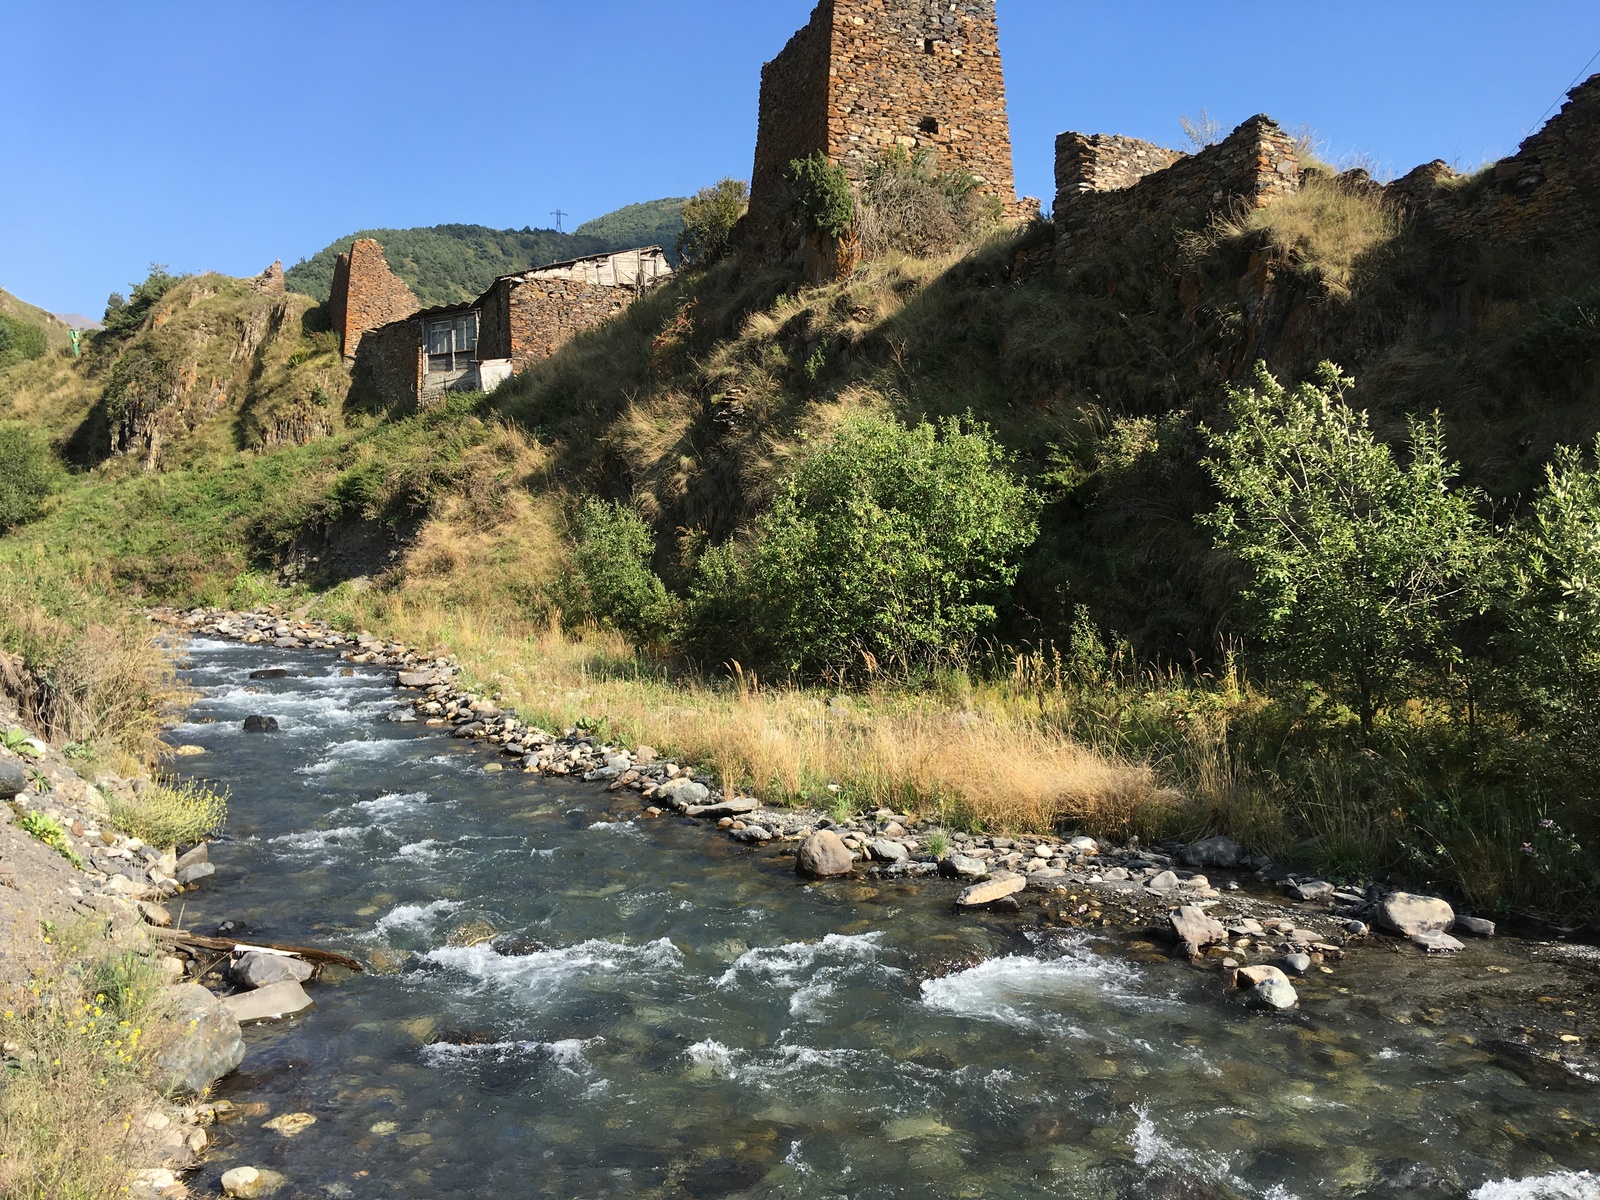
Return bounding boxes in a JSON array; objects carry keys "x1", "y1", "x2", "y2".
[{"x1": 1281, "y1": 952, "x2": 1312, "y2": 975}]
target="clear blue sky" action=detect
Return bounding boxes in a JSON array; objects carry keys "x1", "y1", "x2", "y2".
[{"x1": 3, "y1": 1, "x2": 1598, "y2": 316}]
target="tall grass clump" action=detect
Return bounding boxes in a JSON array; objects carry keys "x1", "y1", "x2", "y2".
[
  {"x1": 106, "y1": 777, "x2": 227, "y2": 849},
  {"x1": 857, "y1": 147, "x2": 1004, "y2": 259}
]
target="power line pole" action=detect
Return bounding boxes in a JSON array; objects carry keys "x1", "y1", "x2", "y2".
[{"x1": 551, "y1": 209, "x2": 567, "y2": 233}]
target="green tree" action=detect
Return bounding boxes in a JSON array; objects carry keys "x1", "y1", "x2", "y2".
[
  {"x1": 0, "y1": 314, "x2": 48, "y2": 369},
  {"x1": 101, "y1": 264, "x2": 180, "y2": 339},
  {"x1": 787, "y1": 153, "x2": 855, "y2": 239},
  {"x1": 676, "y1": 179, "x2": 749, "y2": 266},
  {"x1": 1202, "y1": 362, "x2": 1486, "y2": 735},
  {"x1": 692, "y1": 412, "x2": 1039, "y2": 677},
  {"x1": 0, "y1": 424, "x2": 62, "y2": 531},
  {"x1": 571, "y1": 499, "x2": 677, "y2": 645}
]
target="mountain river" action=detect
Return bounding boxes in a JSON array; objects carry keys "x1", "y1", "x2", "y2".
[{"x1": 166, "y1": 639, "x2": 1600, "y2": 1199}]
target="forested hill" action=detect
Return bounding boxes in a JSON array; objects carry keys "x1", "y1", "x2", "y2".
[{"x1": 284, "y1": 198, "x2": 687, "y2": 308}]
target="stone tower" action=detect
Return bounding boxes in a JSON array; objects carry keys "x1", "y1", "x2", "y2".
[
  {"x1": 747, "y1": 0, "x2": 1028, "y2": 255},
  {"x1": 328, "y1": 238, "x2": 420, "y2": 361}
]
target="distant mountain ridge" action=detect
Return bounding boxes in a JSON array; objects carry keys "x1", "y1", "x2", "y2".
[{"x1": 285, "y1": 198, "x2": 687, "y2": 309}]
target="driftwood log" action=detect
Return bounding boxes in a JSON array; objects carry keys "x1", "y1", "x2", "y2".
[{"x1": 156, "y1": 928, "x2": 364, "y2": 972}]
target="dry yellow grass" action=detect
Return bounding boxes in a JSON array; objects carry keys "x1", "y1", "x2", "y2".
[{"x1": 1213, "y1": 174, "x2": 1401, "y2": 298}]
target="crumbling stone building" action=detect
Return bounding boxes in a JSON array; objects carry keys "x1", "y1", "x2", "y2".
[
  {"x1": 746, "y1": 0, "x2": 1032, "y2": 260},
  {"x1": 349, "y1": 246, "x2": 671, "y2": 410},
  {"x1": 329, "y1": 238, "x2": 420, "y2": 361}
]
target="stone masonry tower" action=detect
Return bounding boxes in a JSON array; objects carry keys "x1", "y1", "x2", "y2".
[{"x1": 748, "y1": 0, "x2": 1028, "y2": 255}]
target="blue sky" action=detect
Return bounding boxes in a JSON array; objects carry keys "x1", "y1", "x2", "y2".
[{"x1": 3, "y1": 1, "x2": 1599, "y2": 315}]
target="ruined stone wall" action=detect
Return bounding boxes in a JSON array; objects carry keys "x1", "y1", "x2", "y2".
[
  {"x1": 251, "y1": 260, "x2": 286, "y2": 295},
  {"x1": 1055, "y1": 116, "x2": 1301, "y2": 265},
  {"x1": 1054, "y1": 134, "x2": 1183, "y2": 206},
  {"x1": 748, "y1": 0, "x2": 1027, "y2": 259},
  {"x1": 482, "y1": 276, "x2": 636, "y2": 373},
  {"x1": 350, "y1": 317, "x2": 423, "y2": 411},
  {"x1": 328, "y1": 239, "x2": 419, "y2": 360}
]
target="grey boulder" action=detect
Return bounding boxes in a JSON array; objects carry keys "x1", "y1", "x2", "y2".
[
  {"x1": 869, "y1": 839, "x2": 910, "y2": 864},
  {"x1": 156, "y1": 983, "x2": 245, "y2": 1094},
  {"x1": 939, "y1": 854, "x2": 989, "y2": 881},
  {"x1": 1180, "y1": 835, "x2": 1242, "y2": 870},
  {"x1": 0, "y1": 760, "x2": 28, "y2": 799},
  {"x1": 1376, "y1": 892, "x2": 1456, "y2": 937},
  {"x1": 796, "y1": 830, "x2": 854, "y2": 878},
  {"x1": 1454, "y1": 914, "x2": 1496, "y2": 938},
  {"x1": 1170, "y1": 905, "x2": 1226, "y2": 954},
  {"x1": 175, "y1": 861, "x2": 216, "y2": 887},
  {"x1": 1411, "y1": 929, "x2": 1465, "y2": 953},
  {"x1": 221, "y1": 980, "x2": 314, "y2": 1023},
  {"x1": 230, "y1": 951, "x2": 314, "y2": 990},
  {"x1": 242, "y1": 715, "x2": 279, "y2": 732}
]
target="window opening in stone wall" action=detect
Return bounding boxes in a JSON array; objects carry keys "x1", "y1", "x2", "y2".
[
  {"x1": 923, "y1": 38, "x2": 936, "y2": 54},
  {"x1": 920, "y1": 117, "x2": 940, "y2": 135},
  {"x1": 425, "y1": 311, "x2": 478, "y2": 373}
]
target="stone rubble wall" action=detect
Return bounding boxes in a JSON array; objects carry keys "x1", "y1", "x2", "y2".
[
  {"x1": 328, "y1": 239, "x2": 420, "y2": 361},
  {"x1": 1054, "y1": 115, "x2": 1302, "y2": 265},
  {"x1": 250, "y1": 260, "x2": 286, "y2": 296},
  {"x1": 1054, "y1": 133, "x2": 1184, "y2": 203},
  {"x1": 481, "y1": 274, "x2": 637, "y2": 377},
  {"x1": 349, "y1": 316, "x2": 425, "y2": 411}
]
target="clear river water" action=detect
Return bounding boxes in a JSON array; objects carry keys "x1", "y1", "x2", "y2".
[{"x1": 167, "y1": 639, "x2": 1600, "y2": 1199}]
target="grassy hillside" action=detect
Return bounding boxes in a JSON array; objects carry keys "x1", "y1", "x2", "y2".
[
  {"x1": 284, "y1": 198, "x2": 688, "y2": 307},
  {"x1": 0, "y1": 286, "x2": 73, "y2": 355}
]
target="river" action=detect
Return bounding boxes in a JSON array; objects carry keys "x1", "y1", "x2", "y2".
[{"x1": 166, "y1": 639, "x2": 1600, "y2": 1199}]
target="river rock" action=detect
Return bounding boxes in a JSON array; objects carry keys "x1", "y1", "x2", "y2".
[
  {"x1": 221, "y1": 980, "x2": 313, "y2": 1022},
  {"x1": 0, "y1": 760, "x2": 26, "y2": 799},
  {"x1": 956, "y1": 872, "x2": 1026, "y2": 907},
  {"x1": 684, "y1": 798, "x2": 759, "y2": 818},
  {"x1": 1234, "y1": 964, "x2": 1299, "y2": 1009},
  {"x1": 1376, "y1": 892, "x2": 1455, "y2": 937},
  {"x1": 1170, "y1": 905, "x2": 1226, "y2": 954},
  {"x1": 1281, "y1": 952, "x2": 1312, "y2": 975},
  {"x1": 1067, "y1": 835, "x2": 1099, "y2": 855},
  {"x1": 221, "y1": 1166, "x2": 263, "y2": 1198},
  {"x1": 248, "y1": 669, "x2": 288, "y2": 681},
  {"x1": 397, "y1": 669, "x2": 444, "y2": 688},
  {"x1": 1286, "y1": 879, "x2": 1335, "y2": 902},
  {"x1": 138, "y1": 900, "x2": 172, "y2": 927},
  {"x1": 1454, "y1": 915, "x2": 1496, "y2": 938},
  {"x1": 230, "y1": 951, "x2": 314, "y2": 989},
  {"x1": 1147, "y1": 870, "x2": 1180, "y2": 892},
  {"x1": 658, "y1": 779, "x2": 710, "y2": 809},
  {"x1": 1180, "y1": 835, "x2": 1241, "y2": 870},
  {"x1": 1411, "y1": 930, "x2": 1465, "y2": 953},
  {"x1": 731, "y1": 825, "x2": 772, "y2": 843},
  {"x1": 157, "y1": 983, "x2": 245, "y2": 1094},
  {"x1": 870, "y1": 839, "x2": 910, "y2": 864},
  {"x1": 175, "y1": 861, "x2": 215, "y2": 886},
  {"x1": 242, "y1": 715, "x2": 279, "y2": 732},
  {"x1": 175, "y1": 842, "x2": 209, "y2": 873},
  {"x1": 939, "y1": 854, "x2": 990, "y2": 881},
  {"x1": 796, "y1": 831, "x2": 854, "y2": 878}
]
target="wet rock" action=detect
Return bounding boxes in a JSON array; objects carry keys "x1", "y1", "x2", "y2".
[
  {"x1": 731, "y1": 825, "x2": 772, "y2": 843},
  {"x1": 157, "y1": 983, "x2": 245, "y2": 1094},
  {"x1": 1411, "y1": 930, "x2": 1465, "y2": 953},
  {"x1": 796, "y1": 830, "x2": 854, "y2": 878},
  {"x1": 1286, "y1": 879, "x2": 1335, "y2": 902},
  {"x1": 684, "y1": 798, "x2": 759, "y2": 819},
  {"x1": 262, "y1": 1111, "x2": 316, "y2": 1137},
  {"x1": 385, "y1": 708, "x2": 419, "y2": 723},
  {"x1": 0, "y1": 760, "x2": 26, "y2": 799},
  {"x1": 230, "y1": 951, "x2": 314, "y2": 989},
  {"x1": 870, "y1": 839, "x2": 910, "y2": 864},
  {"x1": 956, "y1": 872, "x2": 1026, "y2": 907},
  {"x1": 1180, "y1": 835, "x2": 1242, "y2": 870},
  {"x1": 1454, "y1": 915, "x2": 1496, "y2": 938},
  {"x1": 221, "y1": 1166, "x2": 263, "y2": 1198},
  {"x1": 221, "y1": 980, "x2": 313, "y2": 1022},
  {"x1": 1358, "y1": 1158, "x2": 1463, "y2": 1199},
  {"x1": 1234, "y1": 964, "x2": 1299, "y2": 1009},
  {"x1": 174, "y1": 842, "x2": 209, "y2": 873},
  {"x1": 175, "y1": 861, "x2": 215, "y2": 887},
  {"x1": 1280, "y1": 952, "x2": 1312, "y2": 975},
  {"x1": 1376, "y1": 892, "x2": 1455, "y2": 937},
  {"x1": 242, "y1": 715, "x2": 279, "y2": 732},
  {"x1": 248, "y1": 669, "x2": 288, "y2": 680},
  {"x1": 1343, "y1": 919, "x2": 1370, "y2": 937},
  {"x1": 1148, "y1": 870, "x2": 1180, "y2": 892},
  {"x1": 397, "y1": 669, "x2": 444, "y2": 688},
  {"x1": 658, "y1": 779, "x2": 711, "y2": 809},
  {"x1": 1170, "y1": 906, "x2": 1226, "y2": 954},
  {"x1": 939, "y1": 854, "x2": 989, "y2": 881}
]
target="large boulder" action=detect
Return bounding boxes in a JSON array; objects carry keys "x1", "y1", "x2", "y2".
[
  {"x1": 1170, "y1": 905, "x2": 1226, "y2": 954},
  {"x1": 938, "y1": 854, "x2": 989, "y2": 881},
  {"x1": 1180, "y1": 835, "x2": 1242, "y2": 870},
  {"x1": 242, "y1": 715, "x2": 279, "y2": 732},
  {"x1": 229, "y1": 951, "x2": 314, "y2": 990},
  {"x1": 157, "y1": 983, "x2": 245, "y2": 1094},
  {"x1": 1376, "y1": 892, "x2": 1455, "y2": 937},
  {"x1": 795, "y1": 830, "x2": 854, "y2": 878},
  {"x1": 0, "y1": 759, "x2": 27, "y2": 799},
  {"x1": 869, "y1": 839, "x2": 910, "y2": 864},
  {"x1": 955, "y1": 873, "x2": 1026, "y2": 906},
  {"x1": 1233, "y1": 964, "x2": 1299, "y2": 1009}
]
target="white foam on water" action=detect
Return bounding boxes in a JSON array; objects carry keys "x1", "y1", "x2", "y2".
[
  {"x1": 918, "y1": 938, "x2": 1146, "y2": 1034},
  {"x1": 298, "y1": 738, "x2": 408, "y2": 774},
  {"x1": 354, "y1": 791, "x2": 430, "y2": 821},
  {"x1": 716, "y1": 932, "x2": 897, "y2": 1019},
  {"x1": 1472, "y1": 1173, "x2": 1600, "y2": 1200},
  {"x1": 422, "y1": 937, "x2": 685, "y2": 1006},
  {"x1": 684, "y1": 1040, "x2": 735, "y2": 1074},
  {"x1": 396, "y1": 839, "x2": 444, "y2": 862},
  {"x1": 421, "y1": 1035, "x2": 603, "y2": 1075},
  {"x1": 586, "y1": 819, "x2": 641, "y2": 836},
  {"x1": 373, "y1": 898, "x2": 461, "y2": 937},
  {"x1": 266, "y1": 825, "x2": 368, "y2": 856}
]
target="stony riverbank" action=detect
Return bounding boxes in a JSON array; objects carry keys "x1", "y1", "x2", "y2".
[{"x1": 150, "y1": 604, "x2": 1600, "y2": 1093}]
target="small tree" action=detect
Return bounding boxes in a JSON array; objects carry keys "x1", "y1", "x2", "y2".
[
  {"x1": 694, "y1": 412, "x2": 1038, "y2": 677},
  {"x1": 0, "y1": 424, "x2": 61, "y2": 531},
  {"x1": 571, "y1": 500, "x2": 677, "y2": 646},
  {"x1": 787, "y1": 153, "x2": 855, "y2": 239},
  {"x1": 677, "y1": 179, "x2": 748, "y2": 266},
  {"x1": 101, "y1": 264, "x2": 180, "y2": 339},
  {"x1": 1202, "y1": 362, "x2": 1486, "y2": 735}
]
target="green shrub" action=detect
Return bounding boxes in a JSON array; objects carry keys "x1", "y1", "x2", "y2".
[
  {"x1": 0, "y1": 424, "x2": 61, "y2": 532},
  {"x1": 571, "y1": 500, "x2": 678, "y2": 645},
  {"x1": 857, "y1": 146, "x2": 1001, "y2": 259},
  {"x1": 106, "y1": 778, "x2": 227, "y2": 849},
  {"x1": 1202, "y1": 362, "x2": 1487, "y2": 734},
  {"x1": 677, "y1": 179, "x2": 748, "y2": 265},
  {"x1": 0, "y1": 313, "x2": 47, "y2": 369},
  {"x1": 787, "y1": 153, "x2": 855, "y2": 239},
  {"x1": 101, "y1": 264, "x2": 180, "y2": 340},
  {"x1": 16, "y1": 810, "x2": 83, "y2": 868},
  {"x1": 690, "y1": 412, "x2": 1039, "y2": 677}
]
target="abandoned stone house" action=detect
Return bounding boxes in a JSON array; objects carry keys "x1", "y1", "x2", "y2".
[
  {"x1": 330, "y1": 241, "x2": 671, "y2": 409},
  {"x1": 745, "y1": 0, "x2": 1036, "y2": 262}
]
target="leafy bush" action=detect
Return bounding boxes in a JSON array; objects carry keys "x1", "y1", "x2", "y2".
[
  {"x1": 0, "y1": 313, "x2": 48, "y2": 369},
  {"x1": 677, "y1": 179, "x2": 748, "y2": 266},
  {"x1": 571, "y1": 500, "x2": 678, "y2": 645},
  {"x1": 0, "y1": 424, "x2": 61, "y2": 532},
  {"x1": 1202, "y1": 362, "x2": 1487, "y2": 734},
  {"x1": 857, "y1": 147, "x2": 1002, "y2": 259},
  {"x1": 16, "y1": 810, "x2": 83, "y2": 868},
  {"x1": 100, "y1": 264, "x2": 180, "y2": 339},
  {"x1": 690, "y1": 412, "x2": 1039, "y2": 677},
  {"x1": 787, "y1": 153, "x2": 855, "y2": 239},
  {"x1": 106, "y1": 777, "x2": 227, "y2": 849}
]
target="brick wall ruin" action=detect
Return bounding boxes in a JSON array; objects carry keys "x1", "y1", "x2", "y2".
[
  {"x1": 748, "y1": 0, "x2": 1028, "y2": 258},
  {"x1": 1054, "y1": 116, "x2": 1302, "y2": 265},
  {"x1": 328, "y1": 238, "x2": 420, "y2": 360}
]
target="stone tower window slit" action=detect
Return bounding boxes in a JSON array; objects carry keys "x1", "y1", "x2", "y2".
[
  {"x1": 920, "y1": 117, "x2": 939, "y2": 135},
  {"x1": 923, "y1": 37, "x2": 936, "y2": 54}
]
